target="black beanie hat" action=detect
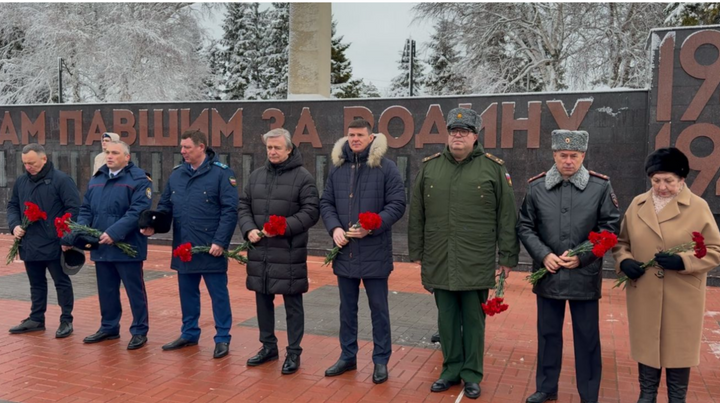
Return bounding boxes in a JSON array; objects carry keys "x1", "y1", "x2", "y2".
[{"x1": 645, "y1": 147, "x2": 689, "y2": 178}]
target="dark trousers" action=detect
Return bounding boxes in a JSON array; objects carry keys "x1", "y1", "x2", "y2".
[
  {"x1": 25, "y1": 259, "x2": 74, "y2": 324},
  {"x1": 95, "y1": 261, "x2": 149, "y2": 336},
  {"x1": 178, "y1": 272, "x2": 232, "y2": 343},
  {"x1": 536, "y1": 296, "x2": 601, "y2": 402},
  {"x1": 337, "y1": 276, "x2": 391, "y2": 364},
  {"x1": 256, "y1": 292, "x2": 304, "y2": 355},
  {"x1": 434, "y1": 289, "x2": 488, "y2": 383}
]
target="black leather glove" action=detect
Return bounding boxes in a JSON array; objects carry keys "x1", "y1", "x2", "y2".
[
  {"x1": 620, "y1": 259, "x2": 645, "y2": 280},
  {"x1": 654, "y1": 253, "x2": 685, "y2": 271}
]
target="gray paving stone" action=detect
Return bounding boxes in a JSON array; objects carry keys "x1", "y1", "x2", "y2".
[
  {"x1": 239, "y1": 285, "x2": 441, "y2": 349},
  {"x1": 0, "y1": 265, "x2": 172, "y2": 304}
]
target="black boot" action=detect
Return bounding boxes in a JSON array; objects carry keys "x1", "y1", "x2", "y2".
[
  {"x1": 666, "y1": 367, "x2": 690, "y2": 403},
  {"x1": 637, "y1": 363, "x2": 661, "y2": 403}
]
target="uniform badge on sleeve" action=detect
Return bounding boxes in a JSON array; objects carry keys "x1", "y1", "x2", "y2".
[
  {"x1": 229, "y1": 176, "x2": 237, "y2": 187},
  {"x1": 146, "y1": 187, "x2": 152, "y2": 199},
  {"x1": 611, "y1": 192, "x2": 619, "y2": 208},
  {"x1": 505, "y1": 172, "x2": 513, "y2": 187}
]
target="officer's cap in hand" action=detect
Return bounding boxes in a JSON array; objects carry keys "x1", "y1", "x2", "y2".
[
  {"x1": 72, "y1": 233, "x2": 99, "y2": 251},
  {"x1": 61, "y1": 247, "x2": 85, "y2": 276},
  {"x1": 139, "y1": 210, "x2": 172, "y2": 234}
]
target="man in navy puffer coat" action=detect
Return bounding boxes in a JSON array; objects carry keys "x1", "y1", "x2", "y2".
[
  {"x1": 143, "y1": 130, "x2": 238, "y2": 359},
  {"x1": 75, "y1": 141, "x2": 152, "y2": 350},
  {"x1": 319, "y1": 119, "x2": 406, "y2": 384}
]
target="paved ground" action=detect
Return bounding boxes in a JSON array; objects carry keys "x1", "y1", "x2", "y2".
[{"x1": 1, "y1": 234, "x2": 719, "y2": 403}]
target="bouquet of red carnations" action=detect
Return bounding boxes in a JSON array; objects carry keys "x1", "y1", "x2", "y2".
[
  {"x1": 236, "y1": 215, "x2": 287, "y2": 252},
  {"x1": 54, "y1": 213, "x2": 137, "y2": 258},
  {"x1": 6, "y1": 202, "x2": 48, "y2": 265},
  {"x1": 526, "y1": 230, "x2": 617, "y2": 285},
  {"x1": 614, "y1": 231, "x2": 706, "y2": 289},
  {"x1": 483, "y1": 270, "x2": 509, "y2": 316},
  {"x1": 323, "y1": 212, "x2": 382, "y2": 266}
]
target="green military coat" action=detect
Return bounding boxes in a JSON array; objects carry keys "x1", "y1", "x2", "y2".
[{"x1": 408, "y1": 143, "x2": 519, "y2": 291}]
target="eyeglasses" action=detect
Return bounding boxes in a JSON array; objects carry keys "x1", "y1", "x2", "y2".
[{"x1": 449, "y1": 129, "x2": 474, "y2": 137}]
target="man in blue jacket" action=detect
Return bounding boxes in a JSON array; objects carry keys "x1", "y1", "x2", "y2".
[
  {"x1": 319, "y1": 119, "x2": 406, "y2": 384},
  {"x1": 141, "y1": 130, "x2": 238, "y2": 359},
  {"x1": 7, "y1": 143, "x2": 80, "y2": 338},
  {"x1": 73, "y1": 141, "x2": 152, "y2": 350}
]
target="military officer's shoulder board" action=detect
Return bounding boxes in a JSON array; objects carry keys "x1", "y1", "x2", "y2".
[
  {"x1": 173, "y1": 164, "x2": 183, "y2": 170},
  {"x1": 213, "y1": 161, "x2": 229, "y2": 169},
  {"x1": 588, "y1": 170, "x2": 609, "y2": 180},
  {"x1": 484, "y1": 153, "x2": 504, "y2": 165},
  {"x1": 144, "y1": 170, "x2": 153, "y2": 182},
  {"x1": 527, "y1": 172, "x2": 547, "y2": 183},
  {"x1": 422, "y1": 152, "x2": 441, "y2": 163}
]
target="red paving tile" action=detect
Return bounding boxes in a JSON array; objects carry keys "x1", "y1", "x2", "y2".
[{"x1": 1, "y1": 234, "x2": 719, "y2": 402}]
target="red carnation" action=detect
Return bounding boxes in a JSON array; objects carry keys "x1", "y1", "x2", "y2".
[
  {"x1": 692, "y1": 232, "x2": 707, "y2": 259},
  {"x1": 173, "y1": 243, "x2": 194, "y2": 263},
  {"x1": 23, "y1": 202, "x2": 47, "y2": 222},
  {"x1": 482, "y1": 297, "x2": 509, "y2": 316},
  {"x1": 358, "y1": 212, "x2": 382, "y2": 231},
  {"x1": 54, "y1": 213, "x2": 72, "y2": 238},
  {"x1": 263, "y1": 215, "x2": 287, "y2": 236}
]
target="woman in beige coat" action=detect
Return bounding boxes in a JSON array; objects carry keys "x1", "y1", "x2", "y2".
[{"x1": 613, "y1": 147, "x2": 720, "y2": 403}]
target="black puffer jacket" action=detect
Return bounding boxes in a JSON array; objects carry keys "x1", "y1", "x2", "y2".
[
  {"x1": 517, "y1": 165, "x2": 620, "y2": 300},
  {"x1": 238, "y1": 147, "x2": 319, "y2": 295}
]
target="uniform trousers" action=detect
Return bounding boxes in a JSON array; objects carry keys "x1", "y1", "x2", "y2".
[
  {"x1": 536, "y1": 295, "x2": 601, "y2": 402},
  {"x1": 434, "y1": 289, "x2": 488, "y2": 383},
  {"x1": 95, "y1": 261, "x2": 148, "y2": 336},
  {"x1": 178, "y1": 272, "x2": 232, "y2": 343}
]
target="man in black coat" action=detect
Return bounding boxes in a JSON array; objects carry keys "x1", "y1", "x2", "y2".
[
  {"x1": 238, "y1": 128, "x2": 319, "y2": 375},
  {"x1": 517, "y1": 130, "x2": 620, "y2": 403},
  {"x1": 7, "y1": 143, "x2": 81, "y2": 338}
]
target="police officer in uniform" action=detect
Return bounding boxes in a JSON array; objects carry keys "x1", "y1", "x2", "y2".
[
  {"x1": 408, "y1": 108, "x2": 520, "y2": 399},
  {"x1": 7, "y1": 144, "x2": 80, "y2": 338},
  {"x1": 142, "y1": 130, "x2": 238, "y2": 359},
  {"x1": 517, "y1": 130, "x2": 620, "y2": 403},
  {"x1": 74, "y1": 140, "x2": 152, "y2": 350}
]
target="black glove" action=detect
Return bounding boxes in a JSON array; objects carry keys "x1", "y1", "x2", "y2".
[
  {"x1": 654, "y1": 253, "x2": 685, "y2": 271},
  {"x1": 620, "y1": 259, "x2": 645, "y2": 280}
]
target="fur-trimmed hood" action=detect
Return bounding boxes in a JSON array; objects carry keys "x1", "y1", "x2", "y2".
[{"x1": 331, "y1": 133, "x2": 388, "y2": 168}]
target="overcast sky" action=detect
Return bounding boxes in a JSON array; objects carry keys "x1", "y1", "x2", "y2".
[{"x1": 199, "y1": 3, "x2": 434, "y2": 95}]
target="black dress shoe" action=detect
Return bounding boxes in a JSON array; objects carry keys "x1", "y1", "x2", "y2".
[
  {"x1": 281, "y1": 353, "x2": 300, "y2": 374},
  {"x1": 127, "y1": 335, "x2": 147, "y2": 350},
  {"x1": 430, "y1": 332, "x2": 441, "y2": 343},
  {"x1": 55, "y1": 321, "x2": 73, "y2": 338},
  {"x1": 431, "y1": 378, "x2": 460, "y2": 392},
  {"x1": 9, "y1": 318, "x2": 45, "y2": 334},
  {"x1": 372, "y1": 364, "x2": 388, "y2": 384},
  {"x1": 526, "y1": 391, "x2": 558, "y2": 403},
  {"x1": 464, "y1": 382, "x2": 481, "y2": 399},
  {"x1": 83, "y1": 331, "x2": 120, "y2": 344},
  {"x1": 324, "y1": 359, "x2": 357, "y2": 377},
  {"x1": 213, "y1": 342, "x2": 229, "y2": 359},
  {"x1": 247, "y1": 347, "x2": 279, "y2": 366},
  {"x1": 162, "y1": 337, "x2": 198, "y2": 351}
]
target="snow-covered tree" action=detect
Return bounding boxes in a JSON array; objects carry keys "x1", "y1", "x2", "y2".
[
  {"x1": 665, "y1": 3, "x2": 720, "y2": 26},
  {"x1": 222, "y1": 2, "x2": 267, "y2": 100},
  {"x1": 425, "y1": 19, "x2": 467, "y2": 96},
  {"x1": 388, "y1": 40, "x2": 426, "y2": 97},
  {"x1": 0, "y1": 3, "x2": 208, "y2": 104},
  {"x1": 202, "y1": 39, "x2": 225, "y2": 100},
  {"x1": 262, "y1": 3, "x2": 289, "y2": 99},
  {"x1": 331, "y1": 19, "x2": 356, "y2": 98}
]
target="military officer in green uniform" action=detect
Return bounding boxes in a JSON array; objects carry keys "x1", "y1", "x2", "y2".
[{"x1": 408, "y1": 107, "x2": 520, "y2": 399}]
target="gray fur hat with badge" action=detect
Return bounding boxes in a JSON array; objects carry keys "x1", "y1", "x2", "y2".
[
  {"x1": 446, "y1": 107, "x2": 482, "y2": 134},
  {"x1": 551, "y1": 130, "x2": 589, "y2": 152}
]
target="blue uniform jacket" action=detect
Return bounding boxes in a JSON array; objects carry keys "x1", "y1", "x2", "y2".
[
  {"x1": 157, "y1": 149, "x2": 239, "y2": 274},
  {"x1": 77, "y1": 162, "x2": 152, "y2": 262}
]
